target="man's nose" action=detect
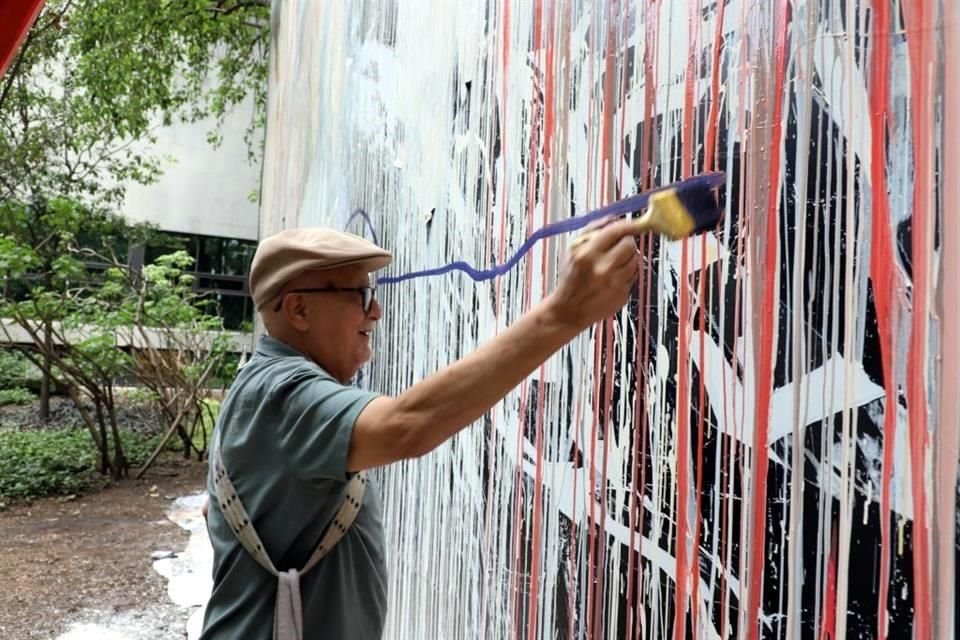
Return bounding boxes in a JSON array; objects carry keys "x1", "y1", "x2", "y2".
[{"x1": 367, "y1": 296, "x2": 382, "y2": 320}]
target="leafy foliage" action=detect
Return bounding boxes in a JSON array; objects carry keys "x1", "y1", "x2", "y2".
[
  {"x1": 0, "y1": 0, "x2": 261, "y2": 480},
  {"x1": 0, "y1": 0, "x2": 269, "y2": 207},
  {"x1": 0, "y1": 200, "x2": 236, "y2": 477},
  {"x1": 0, "y1": 430, "x2": 96, "y2": 501},
  {"x1": 0, "y1": 427, "x2": 163, "y2": 502},
  {"x1": 0, "y1": 388, "x2": 35, "y2": 406},
  {"x1": 0, "y1": 349, "x2": 41, "y2": 391}
]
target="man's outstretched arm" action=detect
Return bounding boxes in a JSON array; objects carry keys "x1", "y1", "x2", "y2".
[{"x1": 347, "y1": 218, "x2": 640, "y2": 471}]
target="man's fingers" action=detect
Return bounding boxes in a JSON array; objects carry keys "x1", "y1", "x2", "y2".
[
  {"x1": 583, "y1": 215, "x2": 615, "y2": 233},
  {"x1": 611, "y1": 235, "x2": 640, "y2": 268},
  {"x1": 572, "y1": 218, "x2": 636, "y2": 253},
  {"x1": 588, "y1": 218, "x2": 640, "y2": 253},
  {"x1": 569, "y1": 216, "x2": 619, "y2": 251},
  {"x1": 594, "y1": 235, "x2": 639, "y2": 274},
  {"x1": 614, "y1": 257, "x2": 640, "y2": 287}
]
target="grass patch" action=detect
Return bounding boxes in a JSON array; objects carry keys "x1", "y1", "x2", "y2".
[{"x1": 0, "y1": 428, "x2": 163, "y2": 503}]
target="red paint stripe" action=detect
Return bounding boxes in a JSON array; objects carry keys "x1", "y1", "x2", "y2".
[
  {"x1": 674, "y1": 2, "x2": 701, "y2": 637},
  {"x1": 583, "y1": 7, "x2": 606, "y2": 637},
  {"x1": 745, "y1": 4, "x2": 790, "y2": 639},
  {"x1": 631, "y1": 6, "x2": 659, "y2": 638},
  {"x1": 692, "y1": 4, "x2": 725, "y2": 636},
  {"x1": 902, "y1": 3, "x2": 934, "y2": 637},
  {"x1": 592, "y1": 5, "x2": 622, "y2": 637},
  {"x1": 627, "y1": 239, "x2": 648, "y2": 640},
  {"x1": 866, "y1": 2, "x2": 899, "y2": 637},
  {"x1": 691, "y1": 232, "x2": 710, "y2": 637},
  {"x1": 935, "y1": 6, "x2": 960, "y2": 639},
  {"x1": 622, "y1": 0, "x2": 645, "y2": 635},
  {"x1": 630, "y1": 106, "x2": 658, "y2": 640},
  {"x1": 818, "y1": 525, "x2": 839, "y2": 640},
  {"x1": 525, "y1": 2, "x2": 547, "y2": 635},
  {"x1": 704, "y1": 0, "x2": 726, "y2": 172}
]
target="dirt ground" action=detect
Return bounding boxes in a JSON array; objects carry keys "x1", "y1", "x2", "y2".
[{"x1": 0, "y1": 456, "x2": 207, "y2": 639}]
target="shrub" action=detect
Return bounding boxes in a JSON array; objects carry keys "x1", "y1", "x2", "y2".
[
  {"x1": 0, "y1": 430, "x2": 97, "y2": 501},
  {"x1": 0, "y1": 428, "x2": 164, "y2": 502},
  {"x1": 0, "y1": 349, "x2": 41, "y2": 392},
  {"x1": 0, "y1": 387, "x2": 34, "y2": 406}
]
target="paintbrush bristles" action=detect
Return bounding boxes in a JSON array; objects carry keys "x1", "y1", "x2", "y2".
[
  {"x1": 643, "y1": 190, "x2": 698, "y2": 240},
  {"x1": 675, "y1": 182, "x2": 723, "y2": 232}
]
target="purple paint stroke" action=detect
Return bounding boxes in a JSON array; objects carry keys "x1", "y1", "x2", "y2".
[
  {"x1": 346, "y1": 172, "x2": 725, "y2": 286},
  {"x1": 346, "y1": 208, "x2": 381, "y2": 247}
]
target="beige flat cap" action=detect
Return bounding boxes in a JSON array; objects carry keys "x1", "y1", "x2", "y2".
[{"x1": 249, "y1": 228, "x2": 392, "y2": 310}]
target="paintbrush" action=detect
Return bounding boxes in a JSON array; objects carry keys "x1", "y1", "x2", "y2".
[{"x1": 571, "y1": 173, "x2": 724, "y2": 248}]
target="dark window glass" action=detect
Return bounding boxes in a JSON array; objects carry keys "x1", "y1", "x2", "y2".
[
  {"x1": 206, "y1": 293, "x2": 252, "y2": 331},
  {"x1": 138, "y1": 231, "x2": 256, "y2": 331}
]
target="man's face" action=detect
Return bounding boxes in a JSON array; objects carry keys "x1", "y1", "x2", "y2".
[{"x1": 285, "y1": 265, "x2": 381, "y2": 382}]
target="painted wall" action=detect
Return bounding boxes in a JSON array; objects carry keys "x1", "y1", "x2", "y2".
[{"x1": 261, "y1": 1, "x2": 958, "y2": 638}]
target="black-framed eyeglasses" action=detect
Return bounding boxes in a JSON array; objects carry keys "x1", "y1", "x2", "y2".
[{"x1": 273, "y1": 286, "x2": 376, "y2": 314}]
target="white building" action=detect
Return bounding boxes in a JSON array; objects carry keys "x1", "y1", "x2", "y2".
[{"x1": 121, "y1": 105, "x2": 262, "y2": 331}]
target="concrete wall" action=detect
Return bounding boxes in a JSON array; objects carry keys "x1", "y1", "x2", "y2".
[
  {"x1": 122, "y1": 103, "x2": 260, "y2": 241},
  {"x1": 0, "y1": 319, "x2": 251, "y2": 354}
]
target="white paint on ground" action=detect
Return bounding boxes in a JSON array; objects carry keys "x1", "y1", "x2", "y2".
[
  {"x1": 155, "y1": 492, "x2": 214, "y2": 640},
  {"x1": 55, "y1": 492, "x2": 214, "y2": 640}
]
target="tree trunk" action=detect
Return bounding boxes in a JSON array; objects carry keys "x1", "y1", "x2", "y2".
[
  {"x1": 106, "y1": 388, "x2": 128, "y2": 479},
  {"x1": 66, "y1": 385, "x2": 105, "y2": 455},
  {"x1": 179, "y1": 418, "x2": 193, "y2": 459},
  {"x1": 93, "y1": 398, "x2": 111, "y2": 476},
  {"x1": 135, "y1": 398, "x2": 192, "y2": 479},
  {"x1": 39, "y1": 319, "x2": 52, "y2": 419}
]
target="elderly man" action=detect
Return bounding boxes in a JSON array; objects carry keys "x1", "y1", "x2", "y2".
[{"x1": 200, "y1": 221, "x2": 639, "y2": 639}]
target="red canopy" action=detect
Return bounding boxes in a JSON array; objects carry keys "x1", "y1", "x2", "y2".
[{"x1": 0, "y1": 0, "x2": 46, "y2": 77}]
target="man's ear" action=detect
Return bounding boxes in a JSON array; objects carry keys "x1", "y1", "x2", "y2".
[{"x1": 283, "y1": 294, "x2": 311, "y2": 332}]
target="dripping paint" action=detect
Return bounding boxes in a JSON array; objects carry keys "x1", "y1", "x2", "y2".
[{"x1": 259, "y1": 1, "x2": 958, "y2": 638}]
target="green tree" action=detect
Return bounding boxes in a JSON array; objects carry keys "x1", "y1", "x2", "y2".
[
  {"x1": 0, "y1": 197, "x2": 157, "y2": 418},
  {"x1": 0, "y1": 198, "x2": 153, "y2": 476},
  {"x1": 0, "y1": 0, "x2": 269, "y2": 207},
  {"x1": 0, "y1": 200, "x2": 236, "y2": 477},
  {"x1": 104, "y1": 249, "x2": 233, "y2": 472},
  {"x1": 0, "y1": 0, "x2": 264, "y2": 476}
]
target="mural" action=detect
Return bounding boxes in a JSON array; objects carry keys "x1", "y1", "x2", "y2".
[{"x1": 259, "y1": 1, "x2": 959, "y2": 638}]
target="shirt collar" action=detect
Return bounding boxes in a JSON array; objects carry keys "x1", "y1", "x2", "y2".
[{"x1": 255, "y1": 334, "x2": 308, "y2": 360}]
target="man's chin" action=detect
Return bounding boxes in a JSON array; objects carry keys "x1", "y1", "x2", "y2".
[{"x1": 348, "y1": 353, "x2": 373, "y2": 380}]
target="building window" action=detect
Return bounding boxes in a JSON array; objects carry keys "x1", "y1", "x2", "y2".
[{"x1": 143, "y1": 232, "x2": 256, "y2": 331}]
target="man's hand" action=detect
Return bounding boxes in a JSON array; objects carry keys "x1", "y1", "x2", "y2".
[{"x1": 546, "y1": 218, "x2": 640, "y2": 329}]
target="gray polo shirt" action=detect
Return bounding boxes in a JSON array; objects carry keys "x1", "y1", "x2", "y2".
[{"x1": 200, "y1": 336, "x2": 386, "y2": 639}]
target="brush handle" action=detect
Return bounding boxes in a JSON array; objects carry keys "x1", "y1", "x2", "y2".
[{"x1": 569, "y1": 212, "x2": 653, "y2": 249}]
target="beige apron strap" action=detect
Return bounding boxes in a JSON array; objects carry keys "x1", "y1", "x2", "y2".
[
  {"x1": 211, "y1": 430, "x2": 367, "y2": 640},
  {"x1": 301, "y1": 472, "x2": 368, "y2": 574},
  {"x1": 211, "y1": 439, "x2": 278, "y2": 574}
]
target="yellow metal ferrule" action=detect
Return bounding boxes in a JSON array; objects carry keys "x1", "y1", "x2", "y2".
[{"x1": 637, "y1": 189, "x2": 697, "y2": 241}]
